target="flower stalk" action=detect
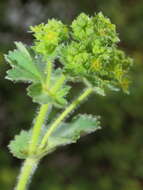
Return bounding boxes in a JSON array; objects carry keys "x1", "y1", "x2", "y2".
[{"x1": 40, "y1": 87, "x2": 93, "y2": 149}]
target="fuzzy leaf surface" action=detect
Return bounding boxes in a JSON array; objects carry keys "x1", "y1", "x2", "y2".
[
  {"x1": 5, "y1": 42, "x2": 42, "y2": 82},
  {"x1": 27, "y1": 70, "x2": 70, "y2": 107},
  {"x1": 8, "y1": 130, "x2": 31, "y2": 159},
  {"x1": 46, "y1": 114, "x2": 101, "y2": 151}
]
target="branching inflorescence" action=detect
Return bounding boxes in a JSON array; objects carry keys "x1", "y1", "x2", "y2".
[{"x1": 5, "y1": 12, "x2": 133, "y2": 190}]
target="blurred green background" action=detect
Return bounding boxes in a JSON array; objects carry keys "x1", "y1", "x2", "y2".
[{"x1": 0, "y1": 0, "x2": 143, "y2": 189}]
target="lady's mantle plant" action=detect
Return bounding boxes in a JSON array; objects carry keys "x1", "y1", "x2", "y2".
[{"x1": 5, "y1": 12, "x2": 133, "y2": 190}]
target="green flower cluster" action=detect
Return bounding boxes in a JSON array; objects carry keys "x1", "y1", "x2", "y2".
[
  {"x1": 60, "y1": 13, "x2": 133, "y2": 93},
  {"x1": 30, "y1": 12, "x2": 133, "y2": 94},
  {"x1": 71, "y1": 12, "x2": 119, "y2": 44},
  {"x1": 30, "y1": 19, "x2": 69, "y2": 59}
]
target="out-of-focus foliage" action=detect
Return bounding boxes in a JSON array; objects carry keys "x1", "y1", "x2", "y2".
[{"x1": 0, "y1": 0, "x2": 143, "y2": 190}]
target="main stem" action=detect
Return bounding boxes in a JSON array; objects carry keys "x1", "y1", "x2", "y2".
[
  {"x1": 29, "y1": 59, "x2": 53, "y2": 154},
  {"x1": 15, "y1": 158, "x2": 39, "y2": 190},
  {"x1": 40, "y1": 87, "x2": 93, "y2": 148},
  {"x1": 15, "y1": 62, "x2": 53, "y2": 190},
  {"x1": 29, "y1": 104, "x2": 50, "y2": 154},
  {"x1": 15, "y1": 104, "x2": 50, "y2": 190}
]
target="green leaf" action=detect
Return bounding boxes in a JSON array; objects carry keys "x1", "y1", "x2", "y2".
[
  {"x1": 8, "y1": 130, "x2": 31, "y2": 159},
  {"x1": 5, "y1": 42, "x2": 42, "y2": 82},
  {"x1": 53, "y1": 85, "x2": 71, "y2": 106},
  {"x1": 27, "y1": 83, "x2": 52, "y2": 104},
  {"x1": 46, "y1": 114, "x2": 101, "y2": 152},
  {"x1": 27, "y1": 82, "x2": 70, "y2": 107},
  {"x1": 27, "y1": 70, "x2": 70, "y2": 107}
]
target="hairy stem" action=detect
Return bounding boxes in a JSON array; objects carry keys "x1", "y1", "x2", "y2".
[
  {"x1": 40, "y1": 87, "x2": 93, "y2": 148},
  {"x1": 29, "y1": 104, "x2": 50, "y2": 154},
  {"x1": 15, "y1": 158, "x2": 39, "y2": 190},
  {"x1": 29, "y1": 60, "x2": 53, "y2": 154},
  {"x1": 15, "y1": 64, "x2": 67, "y2": 190}
]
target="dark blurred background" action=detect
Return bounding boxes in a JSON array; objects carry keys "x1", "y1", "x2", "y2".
[{"x1": 0, "y1": 0, "x2": 143, "y2": 189}]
